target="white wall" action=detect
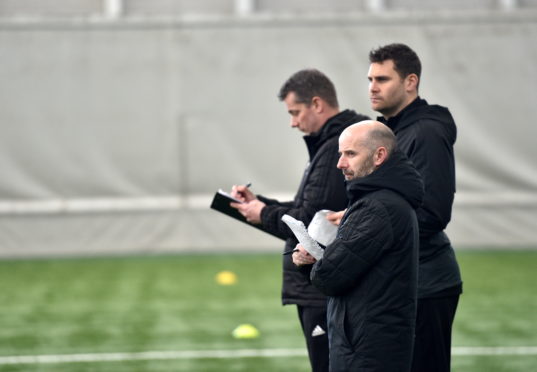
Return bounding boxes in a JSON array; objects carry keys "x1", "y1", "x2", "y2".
[{"x1": 1, "y1": 10, "x2": 537, "y2": 257}]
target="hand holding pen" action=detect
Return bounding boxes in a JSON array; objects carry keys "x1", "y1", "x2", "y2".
[
  {"x1": 229, "y1": 182, "x2": 265, "y2": 224},
  {"x1": 231, "y1": 182, "x2": 256, "y2": 203}
]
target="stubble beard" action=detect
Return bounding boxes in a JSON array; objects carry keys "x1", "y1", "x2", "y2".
[{"x1": 345, "y1": 154, "x2": 376, "y2": 180}]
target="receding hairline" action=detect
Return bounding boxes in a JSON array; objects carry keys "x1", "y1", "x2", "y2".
[{"x1": 341, "y1": 120, "x2": 397, "y2": 154}]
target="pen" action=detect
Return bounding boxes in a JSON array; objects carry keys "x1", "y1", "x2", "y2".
[
  {"x1": 283, "y1": 248, "x2": 299, "y2": 256},
  {"x1": 245, "y1": 182, "x2": 252, "y2": 188}
]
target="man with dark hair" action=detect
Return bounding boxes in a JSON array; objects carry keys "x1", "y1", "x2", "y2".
[
  {"x1": 230, "y1": 68, "x2": 369, "y2": 372},
  {"x1": 294, "y1": 120, "x2": 424, "y2": 372},
  {"x1": 368, "y1": 43, "x2": 422, "y2": 88},
  {"x1": 278, "y1": 69, "x2": 340, "y2": 108},
  {"x1": 368, "y1": 43, "x2": 462, "y2": 372}
]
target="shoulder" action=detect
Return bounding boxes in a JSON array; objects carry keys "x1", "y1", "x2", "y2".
[
  {"x1": 339, "y1": 195, "x2": 393, "y2": 241},
  {"x1": 315, "y1": 134, "x2": 339, "y2": 157},
  {"x1": 401, "y1": 104, "x2": 456, "y2": 144},
  {"x1": 352, "y1": 112, "x2": 371, "y2": 123}
]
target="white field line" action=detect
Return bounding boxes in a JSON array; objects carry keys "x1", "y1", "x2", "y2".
[
  {"x1": 0, "y1": 349, "x2": 305, "y2": 365},
  {"x1": 0, "y1": 347, "x2": 536, "y2": 365},
  {"x1": 453, "y1": 346, "x2": 537, "y2": 355}
]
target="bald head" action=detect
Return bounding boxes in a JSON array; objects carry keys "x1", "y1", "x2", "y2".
[
  {"x1": 341, "y1": 120, "x2": 396, "y2": 154},
  {"x1": 337, "y1": 120, "x2": 396, "y2": 180}
]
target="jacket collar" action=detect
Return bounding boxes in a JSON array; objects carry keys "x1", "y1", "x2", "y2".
[
  {"x1": 345, "y1": 150, "x2": 424, "y2": 209},
  {"x1": 378, "y1": 97, "x2": 427, "y2": 132},
  {"x1": 303, "y1": 109, "x2": 358, "y2": 160}
]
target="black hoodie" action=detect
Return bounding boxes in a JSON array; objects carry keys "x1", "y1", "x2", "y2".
[
  {"x1": 257, "y1": 109, "x2": 369, "y2": 306},
  {"x1": 310, "y1": 150, "x2": 424, "y2": 372},
  {"x1": 379, "y1": 97, "x2": 462, "y2": 298}
]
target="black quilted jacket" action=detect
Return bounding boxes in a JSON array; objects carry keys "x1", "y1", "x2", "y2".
[
  {"x1": 311, "y1": 150, "x2": 424, "y2": 372},
  {"x1": 257, "y1": 109, "x2": 369, "y2": 306}
]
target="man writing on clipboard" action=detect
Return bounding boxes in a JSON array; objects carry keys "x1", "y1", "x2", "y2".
[{"x1": 230, "y1": 69, "x2": 368, "y2": 372}]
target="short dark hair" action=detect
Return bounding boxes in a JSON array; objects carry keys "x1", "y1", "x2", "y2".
[
  {"x1": 278, "y1": 69, "x2": 339, "y2": 108},
  {"x1": 367, "y1": 125, "x2": 397, "y2": 156},
  {"x1": 369, "y1": 43, "x2": 421, "y2": 82}
]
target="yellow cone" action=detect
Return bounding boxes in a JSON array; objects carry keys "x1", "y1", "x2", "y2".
[
  {"x1": 215, "y1": 270, "x2": 238, "y2": 285},
  {"x1": 232, "y1": 324, "x2": 260, "y2": 339}
]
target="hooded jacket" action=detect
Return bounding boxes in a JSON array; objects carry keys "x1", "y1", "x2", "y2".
[
  {"x1": 257, "y1": 109, "x2": 369, "y2": 306},
  {"x1": 379, "y1": 97, "x2": 462, "y2": 298},
  {"x1": 310, "y1": 150, "x2": 424, "y2": 372}
]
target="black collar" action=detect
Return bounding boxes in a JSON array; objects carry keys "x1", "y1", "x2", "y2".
[{"x1": 377, "y1": 97, "x2": 424, "y2": 131}]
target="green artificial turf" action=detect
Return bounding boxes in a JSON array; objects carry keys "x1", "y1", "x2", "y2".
[
  {"x1": 452, "y1": 250, "x2": 537, "y2": 372},
  {"x1": 0, "y1": 250, "x2": 536, "y2": 371}
]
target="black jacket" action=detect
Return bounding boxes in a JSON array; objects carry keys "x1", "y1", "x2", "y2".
[
  {"x1": 258, "y1": 109, "x2": 369, "y2": 306},
  {"x1": 379, "y1": 97, "x2": 462, "y2": 298},
  {"x1": 310, "y1": 150, "x2": 424, "y2": 372}
]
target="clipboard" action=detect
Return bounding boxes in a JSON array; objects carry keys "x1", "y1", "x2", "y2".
[{"x1": 210, "y1": 190, "x2": 284, "y2": 240}]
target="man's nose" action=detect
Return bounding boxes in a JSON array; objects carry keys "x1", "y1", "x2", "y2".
[
  {"x1": 290, "y1": 118, "x2": 298, "y2": 127},
  {"x1": 337, "y1": 157, "x2": 346, "y2": 169}
]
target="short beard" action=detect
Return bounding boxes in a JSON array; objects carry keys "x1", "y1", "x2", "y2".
[
  {"x1": 346, "y1": 153, "x2": 376, "y2": 180},
  {"x1": 357, "y1": 155, "x2": 376, "y2": 178}
]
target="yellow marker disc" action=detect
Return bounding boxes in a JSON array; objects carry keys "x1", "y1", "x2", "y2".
[
  {"x1": 215, "y1": 270, "x2": 238, "y2": 285},
  {"x1": 232, "y1": 324, "x2": 260, "y2": 339}
]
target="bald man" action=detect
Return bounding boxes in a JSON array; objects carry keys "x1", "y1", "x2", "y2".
[{"x1": 294, "y1": 121, "x2": 424, "y2": 372}]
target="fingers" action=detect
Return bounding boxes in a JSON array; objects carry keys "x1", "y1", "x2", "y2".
[
  {"x1": 292, "y1": 245, "x2": 317, "y2": 266},
  {"x1": 230, "y1": 200, "x2": 263, "y2": 224},
  {"x1": 230, "y1": 185, "x2": 247, "y2": 202},
  {"x1": 326, "y1": 210, "x2": 345, "y2": 226},
  {"x1": 230, "y1": 202, "x2": 248, "y2": 217},
  {"x1": 231, "y1": 184, "x2": 255, "y2": 202},
  {"x1": 292, "y1": 250, "x2": 302, "y2": 266}
]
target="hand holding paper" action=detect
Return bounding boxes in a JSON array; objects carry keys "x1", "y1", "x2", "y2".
[
  {"x1": 292, "y1": 244, "x2": 318, "y2": 266},
  {"x1": 308, "y1": 209, "x2": 338, "y2": 246},
  {"x1": 326, "y1": 209, "x2": 346, "y2": 226},
  {"x1": 281, "y1": 214, "x2": 324, "y2": 261}
]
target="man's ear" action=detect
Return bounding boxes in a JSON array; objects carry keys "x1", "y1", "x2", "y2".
[
  {"x1": 374, "y1": 147, "x2": 388, "y2": 166},
  {"x1": 405, "y1": 73, "x2": 419, "y2": 93},
  {"x1": 311, "y1": 96, "x2": 324, "y2": 113}
]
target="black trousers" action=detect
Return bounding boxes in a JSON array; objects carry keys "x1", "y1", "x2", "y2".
[
  {"x1": 297, "y1": 305, "x2": 330, "y2": 372},
  {"x1": 411, "y1": 295, "x2": 460, "y2": 372}
]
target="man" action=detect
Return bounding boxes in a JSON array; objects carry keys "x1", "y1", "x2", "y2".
[
  {"x1": 230, "y1": 69, "x2": 369, "y2": 372},
  {"x1": 367, "y1": 43, "x2": 462, "y2": 372},
  {"x1": 294, "y1": 120, "x2": 424, "y2": 372}
]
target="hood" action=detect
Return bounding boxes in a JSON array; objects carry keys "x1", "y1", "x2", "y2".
[
  {"x1": 391, "y1": 98, "x2": 457, "y2": 146},
  {"x1": 346, "y1": 150, "x2": 424, "y2": 209},
  {"x1": 304, "y1": 109, "x2": 369, "y2": 160}
]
